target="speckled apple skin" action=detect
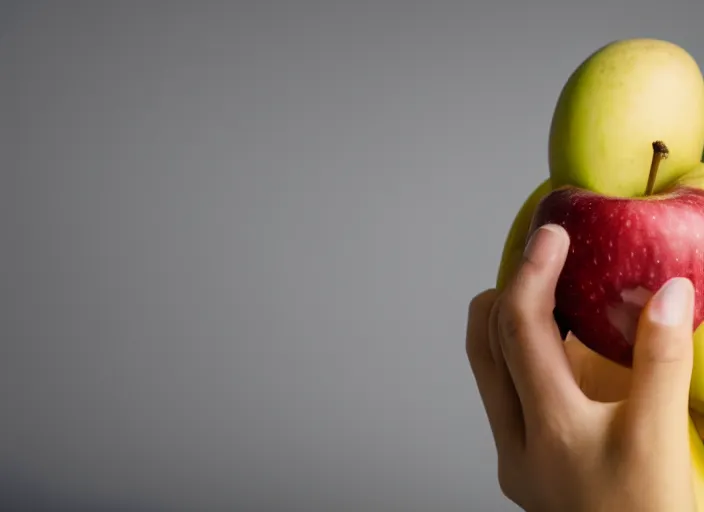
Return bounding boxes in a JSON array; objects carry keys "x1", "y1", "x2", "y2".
[{"x1": 530, "y1": 185, "x2": 704, "y2": 367}]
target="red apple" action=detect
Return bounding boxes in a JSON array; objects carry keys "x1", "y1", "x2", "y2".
[{"x1": 530, "y1": 142, "x2": 704, "y2": 367}]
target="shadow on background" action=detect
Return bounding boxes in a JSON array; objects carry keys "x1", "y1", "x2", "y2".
[{"x1": 0, "y1": 471, "x2": 157, "y2": 512}]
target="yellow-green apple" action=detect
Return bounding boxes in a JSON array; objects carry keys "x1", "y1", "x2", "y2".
[
  {"x1": 530, "y1": 142, "x2": 704, "y2": 367},
  {"x1": 549, "y1": 38, "x2": 704, "y2": 198}
]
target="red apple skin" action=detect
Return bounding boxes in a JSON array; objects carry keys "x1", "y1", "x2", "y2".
[{"x1": 529, "y1": 185, "x2": 704, "y2": 367}]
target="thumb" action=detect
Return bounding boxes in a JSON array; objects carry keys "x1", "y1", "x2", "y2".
[{"x1": 626, "y1": 277, "x2": 695, "y2": 441}]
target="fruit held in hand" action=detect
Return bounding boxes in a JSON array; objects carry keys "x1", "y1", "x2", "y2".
[
  {"x1": 549, "y1": 38, "x2": 704, "y2": 198},
  {"x1": 531, "y1": 142, "x2": 704, "y2": 366},
  {"x1": 492, "y1": 37, "x2": 704, "y2": 510}
]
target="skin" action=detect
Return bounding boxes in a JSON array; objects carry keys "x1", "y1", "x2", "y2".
[
  {"x1": 549, "y1": 39, "x2": 704, "y2": 198},
  {"x1": 467, "y1": 224, "x2": 698, "y2": 511}
]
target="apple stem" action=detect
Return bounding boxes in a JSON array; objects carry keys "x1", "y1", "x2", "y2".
[{"x1": 645, "y1": 141, "x2": 669, "y2": 196}]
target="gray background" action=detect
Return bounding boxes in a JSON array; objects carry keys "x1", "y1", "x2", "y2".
[{"x1": 2, "y1": 1, "x2": 704, "y2": 511}]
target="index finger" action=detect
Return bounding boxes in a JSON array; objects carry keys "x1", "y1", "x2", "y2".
[{"x1": 499, "y1": 224, "x2": 587, "y2": 430}]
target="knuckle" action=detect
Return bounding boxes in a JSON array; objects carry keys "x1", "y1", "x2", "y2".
[
  {"x1": 466, "y1": 338, "x2": 484, "y2": 368},
  {"x1": 497, "y1": 299, "x2": 527, "y2": 343},
  {"x1": 496, "y1": 460, "x2": 516, "y2": 499},
  {"x1": 466, "y1": 291, "x2": 499, "y2": 363},
  {"x1": 469, "y1": 289, "x2": 496, "y2": 317},
  {"x1": 500, "y1": 313, "x2": 522, "y2": 344},
  {"x1": 465, "y1": 320, "x2": 483, "y2": 363},
  {"x1": 505, "y1": 256, "x2": 554, "y2": 313},
  {"x1": 497, "y1": 457, "x2": 523, "y2": 504},
  {"x1": 634, "y1": 328, "x2": 692, "y2": 365},
  {"x1": 468, "y1": 291, "x2": 498, "y2": 328},
  {"x1": 511, "y1": 257, "x2": 541, "y2": 293},
  {"x1": 498, "y1": 279, "x2": 556, "y2": 348}
]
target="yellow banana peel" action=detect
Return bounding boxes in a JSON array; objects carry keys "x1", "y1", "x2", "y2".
[{"x1": 496, "y1": 178, "x2": 552, "y2": 291}]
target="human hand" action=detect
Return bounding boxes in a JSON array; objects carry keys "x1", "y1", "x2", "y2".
[
  {"x1": 466, "y1": 224, "x2": 696, "y2": 512},
  {"x1": 563, "y1": 331, "x2": 632, "y2": 403}
]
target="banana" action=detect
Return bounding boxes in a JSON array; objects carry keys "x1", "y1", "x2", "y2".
[
  {"x1": 496, "y1": 178, "x2": 553, "y2": 291},
  {"x1": 692, "y1": 325, "x2": 704, "y2": 417},
  {"x1": 690, "y1": 416, "x2": 704, "y2": 507},
  {"x1": 669, "y1": 164, "x2": 704, "y2": 416}
]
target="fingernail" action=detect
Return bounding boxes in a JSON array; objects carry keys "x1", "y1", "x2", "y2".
[
  {"x1": 648, "y1": 277, "x2": 694, "y2": 326},
  {"x1": 524, "y1": 224, "x2": 568, "y2": 265}
]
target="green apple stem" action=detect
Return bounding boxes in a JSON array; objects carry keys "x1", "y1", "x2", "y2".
[{"x1": 645, "y1": 140, "x2": 669, "y2": 196}]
